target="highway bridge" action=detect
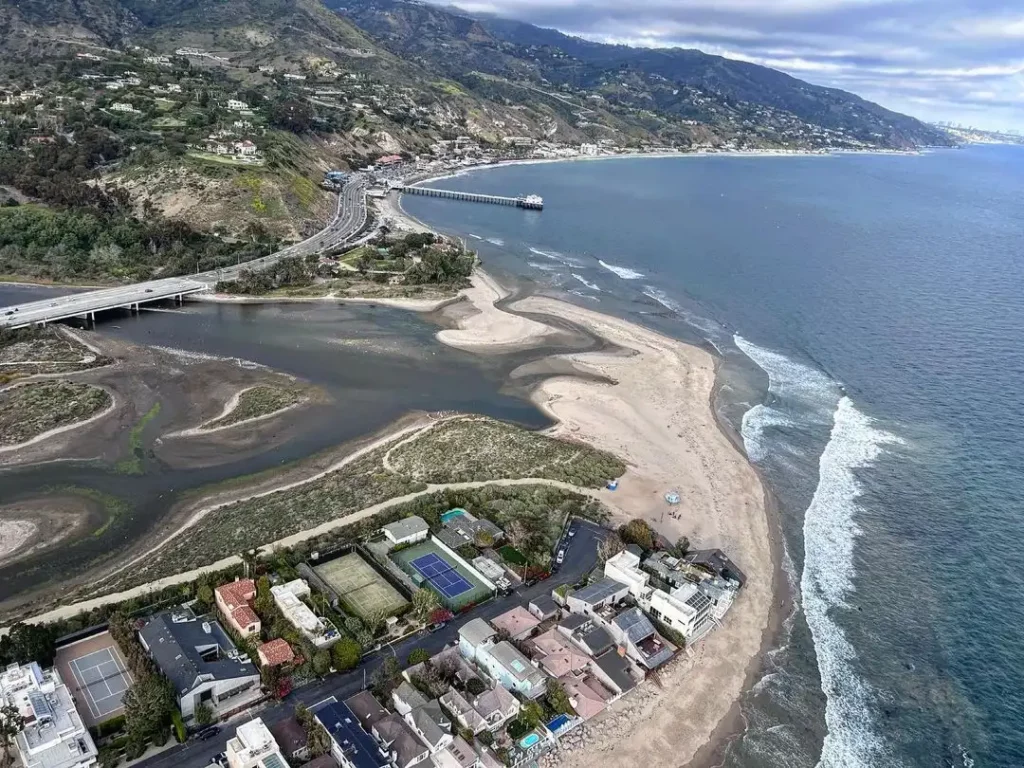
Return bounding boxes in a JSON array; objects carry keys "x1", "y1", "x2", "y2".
[{"x1": 0, "y1": 176, "x2": 368, "y2": 330}]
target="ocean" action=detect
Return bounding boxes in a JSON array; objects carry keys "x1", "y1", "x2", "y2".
[{"x1": 401, "y1": 146, "x2": 1024, "y2": 768}]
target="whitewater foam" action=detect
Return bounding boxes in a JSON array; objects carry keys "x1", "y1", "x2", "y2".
[
  {"x1": 802, "y1": 396, "x2": 904, "y2": 768},
  {"x1": 571, "y1": 274, "x2": 601, "y2": 291},
  {"x1": 485, "y1": 237, "x2": 504, "y2": 246},
  {"x1": 735, "y1": 335, "x2": 838, "y2": 408},
  {"x1": 468, "y1": 234, "x2": 483, "y2": 240},
  {"x1": 598, "y1": 259, "x2": 645, "y2": 280},
  {"x1": 643, "y1": 286, "x2": 727, "y2": 346}
]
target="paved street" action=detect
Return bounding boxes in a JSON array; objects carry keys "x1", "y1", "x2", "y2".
[
  {"x1": 0, "y1": 176, "x2": 368, "y2": 329},
  {"x1": 134, "y1": 519, "x2": 605, "y2": 768}
]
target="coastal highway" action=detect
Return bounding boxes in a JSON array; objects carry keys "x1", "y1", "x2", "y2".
[
  {"x1": 133, "y1": 519, "x2": 605, "y2": 768},
  {"x1": 0, "y1": 176, "x2": 368, "y2": 330}
]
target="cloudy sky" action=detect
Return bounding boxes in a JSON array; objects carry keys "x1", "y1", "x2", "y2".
[{"x1": 437, "y1": 0, "x2": 1024, "y2": 131}]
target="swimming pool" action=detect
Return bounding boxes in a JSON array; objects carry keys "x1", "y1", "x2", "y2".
[
  {"x1": 546, "y1": 714, "x2": 571, "y2": 732},
  {"x1": 440, "y1": 508, "x2": 467, "y2": 523},
  {"x1": 519, "y1": 732, "x2": 541, "y2": 749}
]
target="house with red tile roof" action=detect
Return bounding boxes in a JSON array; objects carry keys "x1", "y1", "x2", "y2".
[
  {"x1": 257, "y1": 638, "x2": 295, "y2": 667},
  {"x1": 215, "y1": 578, "x2": 260, "y2": 638}
]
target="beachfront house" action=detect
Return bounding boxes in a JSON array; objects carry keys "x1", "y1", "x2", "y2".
[
  {"x1": 214, "y1": 578, "x2": 260, "y2": 639},
  {"x1": 564, "y1": 577, "x2": 630, "y2": 617},
  {"x1": 138, "y1": 612, "x2": 260, "y2": 722},
  {"x1": 271, "y1": 579, "x2": 340, "y2": 648},
  {"x1": 0, "y1": 662, "x2": 98, "y2": 768},
  {"x1": 382, "y1": 516, "x2": 430, "y2": 546}
]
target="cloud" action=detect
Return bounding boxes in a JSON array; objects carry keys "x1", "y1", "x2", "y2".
[{"x1": 434, "y1": 0, "x2": 1024, "y2": 131}]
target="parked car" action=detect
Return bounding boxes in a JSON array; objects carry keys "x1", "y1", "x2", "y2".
[
  {"x1": 556, "y1": 549, "x2": 565, "y2": 565},
  {"x1": 197, "y1": 726, "x2": 220, "y2": 741}
]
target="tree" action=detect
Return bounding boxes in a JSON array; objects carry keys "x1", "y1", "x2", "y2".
[
  {"x1": 344, "y1": 616, "x2": 364, "y2": 635},
  {"x1": 673, "y1": 536, "x2": 691, "y2": 557},
  {"x1": 520, "y1": 700, "x2": 543, "y2": 729},
  {"x1": 194, "y1": 703, "x2": 215, "y2": 727},
  {"x1": 406, "y1": 648, "x2": 430, "y2": 667},
  {"x1": 477, "y1": 729, "x2": 494, "y2": 747},
  {"x1": 619, "y1": 519, "x2": 655, "y2": 551},
  {"x1": 238, "y1": 549, "x2": 260, "y2": 578},
  {"x1": 412, "y1": 588, "x2": 440, "y2": 623},
  {"x1": 332, "y1": 638, "x2": 362, "y2": 672},
  {"x1": 307, "y1": 720, "x2": 331, "y2": 758},
  {"x1": 123, "y1": 676, "x2": 173, "y2": 746},
  {"x1": 196, "y1": 584, "x2": 214, "y2": 607},
  {"x1": 294, "y1": 703, "x2": 311, "y2": 729},
  {"x1": 597, "y1": 533, "x2": 625, "y2": 564},
  {"x1": 465, "y1": 677, "x2": 486, "y2": 697},
  {"x1": 371, "y1": 655, "x2": 401, "y2": 697},
  {"x1": 312, "y1": 649, "x2": 331, "y2": 676},
  {"x1": 545, "y1": 679, "x2": 575, "y2": 716},
  {"x1": 0, "y1": 704, "x2": 21, "y2": 768}
]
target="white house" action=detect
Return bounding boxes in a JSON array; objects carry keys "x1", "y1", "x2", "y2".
[
  {"x1": 109, "y1": 102, "x2": 139, "y2": 114},
  {"x1": 603, "y1": 550, "x2": 713, "y2": 640},
  {"x1": 234, "y1": 140, "x2": 258, "y2": 157},
  {"x1": 225, "y1": 719, "x2": 287, "y2": 768},
  {"x1": 382, "y1": 516, "x2": 429, "y2": 546},
  {"x1": 580, "y1": 143, "x2": 599, "y2": 156},
  {"x1": 271, "y1": 579, "x2": 340, "y2": 648},
  {"x1": 227, "y1": 99, "x2": 249, "y2": 111},
  {"x1": 0, "y1": 663, "x2": 98, "y2": 768}
]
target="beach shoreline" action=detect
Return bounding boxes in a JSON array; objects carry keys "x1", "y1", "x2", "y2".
[{"x1": 428, "y1": 276, "x2": 778, "y2": 768}]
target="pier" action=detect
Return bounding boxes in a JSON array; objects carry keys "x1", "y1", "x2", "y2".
[{"x1": 395, "y1": 185, "x2": 543, "y2": 210}]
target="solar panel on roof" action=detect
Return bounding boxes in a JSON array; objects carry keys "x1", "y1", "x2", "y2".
[{"x1": 28, "y1": 691, "x2": 52, "y2": 722}]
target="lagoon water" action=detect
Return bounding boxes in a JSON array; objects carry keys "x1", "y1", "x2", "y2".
[{"x1": 402, "y1": 146, "x2": 1024, "y2": 768}]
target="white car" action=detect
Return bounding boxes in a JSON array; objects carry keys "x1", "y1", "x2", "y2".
[{"x1": 556, "y1": 549, "x2": 565, "y2": 565}]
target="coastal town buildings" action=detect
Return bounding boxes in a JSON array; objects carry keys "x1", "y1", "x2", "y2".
[
  {"x1": 138, "y1": 612, "x2": 260, "y2": 721},
  {"x1": 225, "y1": 718, "x2": 287, "y2": 768},
  {"x1": 0, "y1": 662, "x2": 98, "y2": 768},
  {"x1": 381, "y1": 515, "x2": 429, "y2": 546},
  {"x1": 215, "y1": 578, "x2": 260, "y2": 638},
  {"x1": 271, "y1": 579, "x2": 341, "y2": 648}
]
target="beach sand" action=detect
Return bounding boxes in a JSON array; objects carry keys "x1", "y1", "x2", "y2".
[
  {"x1": 435, "y1": 281, "x2": 775, "y2": 767},
  {"x1": 435, "y1": 271, "x2": 559, "y2": 352}
]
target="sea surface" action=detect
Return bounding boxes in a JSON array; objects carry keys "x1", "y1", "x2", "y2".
[{"x1": 401, "y1": 146, "x2": 1024, "y2": 768}]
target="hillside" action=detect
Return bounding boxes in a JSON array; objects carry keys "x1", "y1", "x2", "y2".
[{"x1": 334, "y1": 0, "x2": 952, "y2": 149}]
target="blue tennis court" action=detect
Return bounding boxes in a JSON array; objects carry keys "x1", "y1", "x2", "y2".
[{"x1": 410, "y1": 553, "x2": 474, "y2": 598}]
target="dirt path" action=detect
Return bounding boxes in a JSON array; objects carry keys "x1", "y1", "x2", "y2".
[{"x1": 22, "y1": 475, "x2": 615, "y2": 628}]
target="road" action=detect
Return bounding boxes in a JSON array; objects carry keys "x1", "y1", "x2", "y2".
[
  {"x1": 0, "y1": 176, "x2": 368, "y2": 330},
  {"x1": 135, "y1": 519, "x2": 605, "y2": 768}
]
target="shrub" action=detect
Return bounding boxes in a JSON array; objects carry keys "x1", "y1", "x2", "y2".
[
  {"x1": 465, "y1": 677, "x2": 486, "y2": 697},
  {"x1": 406, "y1": 648, "x2": 431, "y2": 667},
  {"x1": 332, "y1": 638, "x2": 362, "y2": 671}
]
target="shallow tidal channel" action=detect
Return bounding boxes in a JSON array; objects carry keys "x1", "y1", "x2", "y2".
[{"x1": 0, "y1": 287, "x2": 586, "y2": 612}]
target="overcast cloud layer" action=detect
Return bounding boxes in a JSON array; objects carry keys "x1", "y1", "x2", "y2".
[{"x1": 442, "y1": 0, "x2": 1024, "y2": 131}]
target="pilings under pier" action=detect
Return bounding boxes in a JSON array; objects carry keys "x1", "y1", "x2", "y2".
[{"x1": 395, "y1": 185, "x2": 543, "y2": 210}]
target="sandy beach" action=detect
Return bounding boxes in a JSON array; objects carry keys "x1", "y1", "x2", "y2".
[{"x1": 432, "y1": 279, "x2": 776, "y2": 767}]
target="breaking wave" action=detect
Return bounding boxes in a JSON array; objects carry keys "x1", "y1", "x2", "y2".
[
  {"x1": 597, "y1": 259, "x2": 645, "y2": 280},
  {"x1": 485, "y1": 237, "x2": 504, "y2": 246},
  {"x1": 735, "y1": 335, "x2": 902, "y2": 768},
  {"x1": 571, "y1": 274, "x2": 601, "y2": 291},
  {"x1": 802, "y1": 396, "x2": 903, "y2": 768}
]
